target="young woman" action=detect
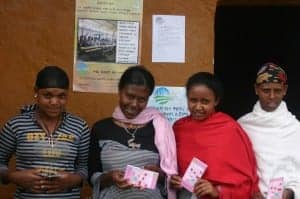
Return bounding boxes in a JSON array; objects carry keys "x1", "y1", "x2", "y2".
[
  {"x1": 0, "y1": 66, "x2": 90, "y2": 198},
  {"x1": 170, "y1": 72, "x2": 261, "y2": 199},
  {"x1": 88, "y1": 65, "x2": 177, "y2": 199}
]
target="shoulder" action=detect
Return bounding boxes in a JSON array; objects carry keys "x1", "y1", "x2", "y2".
[
  {"x1": 57, "y1": 113, "x2": 90, "y2": 140},
  {"x1": 4, "y1": 112, "x2": 34, "y2": 128},
  {"x1": 173, "y1": 116, "x2": 191, "y2": 128},
  {"x1": 216, "y1": 112, "x2": 251, "y2": 138},
  {"x1": 9, "y1": 112, "x2": 32, "y2": 121},
  {"x1": 237, "y1": 112, "x2": 252, "y2": 124},
  {"x1": 215, "y1": 112, "x2": 234, "y2": 120},
  {"x1": 92, "y1": 117, "x2": 113, "y2": 128},
  {"x1": 91, "y1": 117, "x2": 113, "y2": 134},
  {"x1": 64, "y1": 112, "x2": 88, "y2": 127},
  {"x1": 213, "y1": 112, "x2": 243, "y2": 130}
]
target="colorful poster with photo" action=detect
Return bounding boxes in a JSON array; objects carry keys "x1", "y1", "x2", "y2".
[
  {"x1": 74, "y1": 0, "x2": 143, "y2": 93},
  {"x1": 147, "y1": 86, "x2": 189, "y2": 124}
]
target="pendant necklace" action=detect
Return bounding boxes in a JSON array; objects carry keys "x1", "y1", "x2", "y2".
[
  {"x1": 120, "y1": 122, "x2": 141, "y2": 149},
  {"x1": 37, "y1": 114, "x2": 61, "y2": 148},
  {"x1": 41, "y1": 122, "x2": 56, "y2": 148}
]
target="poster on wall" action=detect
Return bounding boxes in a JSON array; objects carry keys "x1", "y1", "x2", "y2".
[
  {"x1": 147, "y1": 86, "x2": 189, "y2": 124},
  {"x1": 74, "y1": 0, "x2": 143, "y2": 93}
]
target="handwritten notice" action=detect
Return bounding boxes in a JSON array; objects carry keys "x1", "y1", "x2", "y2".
[{"x1": 152, "y1": 15, "x2": 185, "y2": 63}]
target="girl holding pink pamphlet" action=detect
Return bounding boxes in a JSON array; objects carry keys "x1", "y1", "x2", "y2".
[
  {"x1": 170, "y1": 72, "x2": 262, "y2": 199},
  {"x1": 88, "y1": 66, "x2": 178, "y2": 199}
]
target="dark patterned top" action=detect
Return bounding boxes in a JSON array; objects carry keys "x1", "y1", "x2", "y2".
[
  {"x1": 88, "y1": 118, "x2": 165, "y2": 199},
  {"x1": 0, "y1": 105, "x2": 90, "y2": 199}
]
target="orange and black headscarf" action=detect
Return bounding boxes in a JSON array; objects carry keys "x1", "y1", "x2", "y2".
[{"x1": 256, "y1": 62, "x2": 287, "y2": 85}]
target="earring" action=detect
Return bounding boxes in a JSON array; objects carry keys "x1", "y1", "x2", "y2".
[{"x1": 34, "y1": 94, "x2": 38, "y2": 98}]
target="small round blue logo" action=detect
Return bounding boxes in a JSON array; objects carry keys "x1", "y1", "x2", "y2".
[
  {"x1": 154, "y1": 87, "x2": 171, "y2": 105},
  {"x1": 76, "y1": 61, "x2": 88, "y2": 76}
]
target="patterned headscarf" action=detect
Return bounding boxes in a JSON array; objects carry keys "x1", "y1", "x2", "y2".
[{"x1": 256, "y1": 62, "x2": 287, "y2": 85}]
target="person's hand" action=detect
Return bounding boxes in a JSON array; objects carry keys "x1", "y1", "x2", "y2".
[
  {"x1": 8, "y1": 169, "x2": 44, "y2": 193},
  {"x1": 39, "y1": 171, "x2": 82, "y2": 193},
  {"x1": 100, "y1": 169, "x2": 132, "y2": 189},
  {"x1": 112, "y1": 170, "x2": 132, "y2": 189},
  {"x1": 282, "y1": 188, "x2": 294, "y2": 199},
  {"x1": 144, "y1": 164, "x2": 165, "y2": 182},
  {"x1": 108, "y1": 170, "x2": 132, "y2": 189},
  {"x1": 194, "y1": 179, "x2": 219, "y2": 198},
  {"x1": 170, "y1": 175, "x2": 183, "y2": 190},
  {"x1": 252, "y1": 191, "x2": 265, "y2": 199}
]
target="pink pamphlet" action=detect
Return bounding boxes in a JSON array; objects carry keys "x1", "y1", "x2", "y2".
[
  {"x1": 266, "y1": 177, "x2": 284, "y2": 199},
  {"x1": 124, "y1": 165, "x2": 159, "y2": 189},
  {"x1": 181, "y1": 157, "x2": 208, "y2": 192}
]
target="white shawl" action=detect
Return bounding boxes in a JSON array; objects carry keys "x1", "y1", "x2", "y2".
[{"x1": 238, "y1": 101, "x2": 300, "y2": 198}]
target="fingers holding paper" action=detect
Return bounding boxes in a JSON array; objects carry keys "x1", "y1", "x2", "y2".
[
  {"x1": 194, "y1": 179, "x2": 219, "y2": 198},
  {"x1": 170, "y1": 175, "x2": 183, "y2": 190},
  {"x1": 111, "y1": 170, "x2": 132, "y2": 189}
]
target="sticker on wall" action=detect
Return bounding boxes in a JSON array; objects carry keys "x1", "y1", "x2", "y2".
[{"x1": 147, "y1": 86, "x2": 189, "y2": 124}]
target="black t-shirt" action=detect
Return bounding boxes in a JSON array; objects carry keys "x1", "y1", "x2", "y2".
[
  {"x1": 88, "y1": 117, "x2": 159, "y2": 179},
  {"x1": 92, "y1": 118, "x2": 158, "y2": 152}
]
